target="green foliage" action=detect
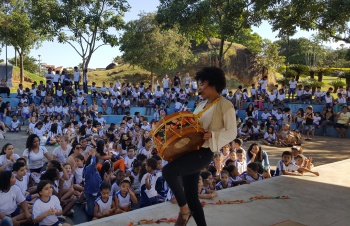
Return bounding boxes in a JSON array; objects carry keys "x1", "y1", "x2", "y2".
[
  {"x1": 229, "y1": 28, "x2": 262, "y2": 54},
  {"x1": 0, "y1": 1, "x2": 43, "y2": 83},
  {"x1": 268, "y1": 0, "x2": 350, "y2": 44},
  {"x1": 289, "y1": 64, "x2": 309, "y2": 75},
  {"x1": 274, "y1": 37, "x2": 326, "y2": 66},
  {"x1": 276, "y1": 77, "x2": 290, "y2": 86},
  {"x1": 8, "y1": 56, "x2": 38, "y2": 73},
  {"x1": 156, "y1": 0, "x2": 273, "y2": 67},
  {"x1": 329, "y1": 78, "x2": 346, "y2": 87},
  {"x1": 299, "y1": 78, "x2": 324, "y2": 88},
  {"x1": 257, "y1": 39, "x2": 285, "y2": 69},
  {"x1": 30, "y1": 0, "x2": 130, "y2": 69},
  {"x1": 119, "y1": 13, "x2": 193, "y2": 87}
]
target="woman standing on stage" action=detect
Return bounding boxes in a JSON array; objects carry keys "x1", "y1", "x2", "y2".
[{"x1": 162, "y1": 67, "x2": 237, "y2": 226}]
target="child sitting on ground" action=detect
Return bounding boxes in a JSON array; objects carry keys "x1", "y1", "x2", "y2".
[
  {"x1": 93, "y1": 182, "x2": 115, "y2": 220},
  {"x1": 235, "y1": 148, "x2": 247, "y2": 174},
  {"x1": 198, "y1": 175, "x2": 218, "y2": 199},
  {"x1": 294, "y1": 155, "x2": 318, "y2": 176},
  {"x1": 6, "y1": 115, "x2": 21, "y2": 132},
  {"x1": 0, "y1": 170, "x2": 31, "y2": 225},
  {"x1": 114, "y1": 177, "x2": 138, "y2": 214},
  {"x1": 262, "y1": 126, "x2": 276, "y2": 146},
  {"x1": 240, "y1": 162, "x2": 264, "y2": 183},
  {"x1": 274, "y1": 151, "x2": 320, "y2": 177},
  {"x1": 215, "y1": 170, "x2": 233, "y2": 190},
  {"x1": 140, "y1": 158, "x2": 163, "y2": 208},
  {"x1": 32, "y1": 180, "x2": 70, "y2": 226}
]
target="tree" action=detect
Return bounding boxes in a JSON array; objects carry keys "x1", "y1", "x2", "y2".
[
  {"x1": 0, "y1": 1, "x2": 42, "y2": 83},
  {"x1": 120, "y1": 13, "x2": 192, "y2": 89},
  {"x1": 30, "y1": 0, "x2": 130, "y2": 70},
  {"x1": 8, "y1": 55, "x2": 38, "y2": 73},
  {"x1": 156, "y1": 0, "x2": 272, "y2": 68},
  {"x1": 230, "y1": 28, "x2": 263, "y2": 55},
  {"x1": 258, "y1": 39, "x2": 285, "y2": 70},
  {"x1": 268, "y1": 0, "x2": 350, "y2": 44}
]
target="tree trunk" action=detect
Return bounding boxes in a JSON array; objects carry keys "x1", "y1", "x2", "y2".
[
  {"x1": 218, "y1": 37, "x2": 225, "y2": 68},
  {"x1": 317, "y1": 71, "x2": 323, "y2": 82},
  {"x1": 296, "y1": 73, "x2": 300, "y2": 81},
  {"x1": 346, "y1": 77, "x2": 350, "y2": 87},
  {"x1": 14, "y1": 48, "x2": 17, "y2": 66},
  {"x1": 20, "y1": 51, "x2": 24, "y2": 84},
  {"x1": 309, "y1": 70, "x2": 315, "y2": 79},
  {"x1": 151, "y1": 68, "x2": 154, "y2": 92}
]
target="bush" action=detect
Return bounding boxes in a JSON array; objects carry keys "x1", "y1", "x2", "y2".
[
  {"x1": 329, "y1": 78, "x2": 346, "y2": 87},
  {"x1": 276, "y1": 77, "x2": 290, "y2": 86},
  {"x1": 299, "y1": 78, "x2": 324, "y2": 88}
]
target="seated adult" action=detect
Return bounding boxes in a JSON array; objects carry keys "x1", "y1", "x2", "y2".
[
  {"x1": 334, "y1": 106, "x2": 350, "y2": 138},
  {"x1": 0, "y1": 79, "x2": 10, "y2": 97},
  {"x1": 320, "y1": 106, "x2": 336, "y2": 136},
  {"x1": 246, "y1": 143, "x2": 272, "y2": 178}
]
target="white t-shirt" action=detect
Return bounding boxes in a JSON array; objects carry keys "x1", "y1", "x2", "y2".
[
  {"x1": 45, "y1": 73, "x2": 54, "y2": 83},
  {"x1": 115, "y1": 191, "x2": 131, "y2": 208},
  {"x1": 52, "y1": 146, "x2": 72, "y2": 163},
  {"x1": 53, "y1": 74, "x2": 60, "y2": 83},
  {"x1": 23, "y1": 147, "x2": 48, "y2": 170},
  {"x1": 268, "y1": 94, "x2": 276, "y2": 101},
  {"x1": 32, "y1": 195, "x2": 62, "y2": 226},
  {"x1": 289, "y1": 80, "x2": 298, "y2": 89},
  {"x1": 314, "y1": 91, "x2": 324, "y2": 98},
  {"x1": 140, "y1": 173, "x2": 158, "y2": 198},
  {"x1": 154, "y1": 90, "x2": 164, "y2": 98},
  {"x1": 174, "y1": 102, "x2": 182, "y2": 109},
  {"x1": 138, "y1": 147, "x2": 152, "y2": 159},
  {"x1": 275, "y1": 160, "x2": 299, "y2": 176},
  {"x1": 163, "y1": 78, "x2": 170, "y2": 88},
  {"x1": 0, "y1": 154, "x2": 20, "y2": 171},
  {"x1": 124, "y1": 155, "x2": 136, "y2": 168},
  {"x1": 261, "y1": 112, "x2": 271, "y2": 120},
  {"x1": 259, "y1": 79, "x2": 268, "y2": 89},
  {"x1": 56, "y1": 89, "x2": 63, "y2": 97},
  {"x1": 10, "y1": 120, "x2": 20, "y2": 129},
  {"x1": 15, "y1": 174, "x2": 29, "y2": 195},
  {"x1": 94, "y1": 195, "x2": 114, "y2": 214},
  {"x1": 0, "y1": 185, "x2": 25, "y2": 215},
  {"x1": 34, "y1": 127, "x2": 46, "y2": 137},
  {"x1": 73, "y1": 71, "x2": 80, "y2": 82}
]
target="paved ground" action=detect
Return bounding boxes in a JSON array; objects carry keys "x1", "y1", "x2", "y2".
[
  {"x1": 1, "y1": 129, "x2": 350, "y2": 225},
  {"x1": 81, "y1": 159, "x2": 350, "y2": 226},
  {"x1": 3, "y1": 129, "x2": 349, "y2": 167}
]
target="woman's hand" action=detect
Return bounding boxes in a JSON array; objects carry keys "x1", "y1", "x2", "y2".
[{"x1": 203, "y1": 130, "x2": 212, "y2": 140}]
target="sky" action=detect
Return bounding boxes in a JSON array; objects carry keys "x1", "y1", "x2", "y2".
[{"x1": 0, "y1": 0, "x2": 348, "y2": 69}]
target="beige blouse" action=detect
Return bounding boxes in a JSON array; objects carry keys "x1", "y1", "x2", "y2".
[{"x1": 193, "y1": 98, "x2": 237, "y2": 153}]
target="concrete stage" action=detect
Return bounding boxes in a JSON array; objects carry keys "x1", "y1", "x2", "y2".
[{"x1": 80, "y1": 159, "x2": 350, "y2": 226}]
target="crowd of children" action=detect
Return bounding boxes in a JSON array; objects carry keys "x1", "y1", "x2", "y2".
[{"x1": 0, "y1": 70, "x2": 344, "y2": 226}]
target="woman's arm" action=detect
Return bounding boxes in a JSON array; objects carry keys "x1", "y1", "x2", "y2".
[{"x1": 44, "y1": 152, "x2": 52, "y2": 161}]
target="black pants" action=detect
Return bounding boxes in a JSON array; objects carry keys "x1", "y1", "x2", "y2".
[{"x1": 162, "y1": 147, "x2": 213, "y2": 226}]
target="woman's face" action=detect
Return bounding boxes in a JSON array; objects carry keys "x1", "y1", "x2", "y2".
[
  {"x1": 4, "y1": 145, "x2": 14, "y2": 156},
  {"x1": 32, "y1": 137, "x2": 40, "y2": 147},
  {"x1": 251, "y1": 145, "x2": 259, "y2": 154},
  {"x1": 197, "y1": 80, "x2": 217, "y2": 98}
]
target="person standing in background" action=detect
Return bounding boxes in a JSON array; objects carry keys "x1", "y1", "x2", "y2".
[{"x1": 73, "y1": 66, "x2": 81, "y2": 91}]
